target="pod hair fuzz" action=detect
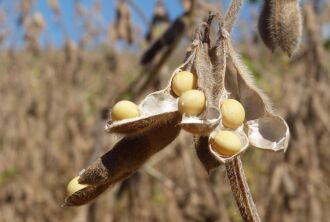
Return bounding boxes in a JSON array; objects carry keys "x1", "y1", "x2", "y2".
[{"x1": 258, "y1": 0, "x2": 302, "y2": 56}]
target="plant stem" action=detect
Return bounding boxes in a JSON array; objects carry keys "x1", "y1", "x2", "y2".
[{"x1": 225, "y1": 157, "x2": 261, "y2": 222}]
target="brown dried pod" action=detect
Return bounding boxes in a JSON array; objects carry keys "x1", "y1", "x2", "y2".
[
  {"x1": 258, "y1": 0, "x2": 275, "y2": 51},
  {"x1": 115, "y1": 0, "x2": 133, "y2": 44},
  {"x1": 63, "y1": 172, "x2": 130, "y2": 207},
  {"x1": 146, "y1": 0, "x2": 169, "y2": 42},
  {"x1": 258, "y1": 0, "x2": 303, "y2": 56},
  {"x1": 63, "y1": 115, "x2": 181, "y2": 206}
]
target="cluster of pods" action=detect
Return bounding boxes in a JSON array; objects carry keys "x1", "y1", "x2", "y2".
[
  {"x1": 109, "y1": 70, "x2": 248, "y2": 158},
  {"x1": 63, "y1": 17, "x2": 290, "y2": 205}
]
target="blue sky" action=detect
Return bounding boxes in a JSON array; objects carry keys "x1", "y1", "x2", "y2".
[
  {"x1": 36, "y1": 0, "x2": 184, "y2": 47},
  {"x1": 1, "y1": 0, "x2": 257, "y2": 49}
]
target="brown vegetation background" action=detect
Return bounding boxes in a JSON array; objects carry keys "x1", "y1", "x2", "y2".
[{"x1": 0, "y1": 0, "x2": 329, "y2": 221}]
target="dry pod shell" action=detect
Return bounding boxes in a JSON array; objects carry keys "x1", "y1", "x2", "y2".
[
  {"x1": 180, "y1": 106, "x2": 220, "y2": 135},
  {"x1": 63, "y1": 176, "x2": 125, "y2": 207},
  {"x1": 225, "y1": 37, "x2": 290, "y2": 152},
  {"x1": 179, "y1": 18, "x2": 224, "y2": 136},
  {"x1": 106, "y1": 91, "x2": 179, "y2": 134},
  {"x1": 246, "y1": 115, "x2": 289, "y2": 151},
  {"x1": 258, "y1": 0, "x2": 302, "y2": 56}
]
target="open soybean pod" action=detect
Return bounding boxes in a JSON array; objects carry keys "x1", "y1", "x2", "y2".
[
  {"x1": 63, "y1": 114, "x2": 181, "y2": 206},
  {"x1": 179, "y1": 15, "x2": 224, "y2": 136},
  {"x1": 107, "y1": 41, "x2": 213, "y2": 136},
  {"x1": 223, "y1": 36, "x2": 290, "y2": 154},
  {"x1": 180, "y1": 14, "x2": 290, "y2": 167},
  {"x1": 105, "y1": 56, "x2": 192, "y2": 135}
]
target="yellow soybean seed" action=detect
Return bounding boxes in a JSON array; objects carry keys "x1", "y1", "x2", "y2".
[
  {"x1": 67, "y1": 176, "x2": 88, "y2": 195},
  {"x1": 171, "y1": 71, "x2": 197, "y2": 96},
  {"x1": 111, "y1": 100, "x2": 140, "y2": 121},
  {"x1": 178, "y1": 90, "x2": 205, "y2": 116},
  {"x1": 211, "y1": 131, "x2": 242, "y2": 156},
  {"x1": 220, "y1": 99, "x2": 245, "y2": 129}
]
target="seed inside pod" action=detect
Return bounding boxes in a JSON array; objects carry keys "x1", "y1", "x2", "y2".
[
  {"x1": 67, "y1": 176, "x2": 88, "y2": 195},
  {"x1": 178, "y1": 90, "x2": 205, "y2": 116},
  {"x1": 211, "y1": 131, "x2": 242, "y2": 156},
  {"x1": 220, "y1": 99, "x2": 245, "y2": 129},
  {"x1": 171, "y1": 71, "x2": 197, "y2": 97},
  {"x1": 111, "y1": 100, "x2": 140, "y2": 121}
]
